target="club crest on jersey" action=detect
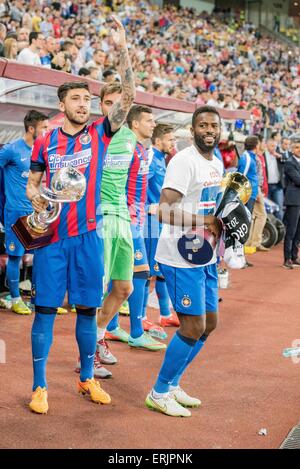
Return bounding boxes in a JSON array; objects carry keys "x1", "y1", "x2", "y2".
[
  {"x1": 181, "y1": 295, "x2": 192, "y2": 308},
  {"x1": 9, "y1": 242, "x2": 15, "y2": 252},
  {"x1": 154, "y1": 263, "x2": 160, "y2": 272},
  {"x1": 79, "y1": 133, "x2": 91, "y2": 145},
  {"x1": 135, "y1": 250, "x2": 143, "y2": 261}
]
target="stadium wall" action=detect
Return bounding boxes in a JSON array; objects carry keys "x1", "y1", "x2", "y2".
[
  {"x1": 180, "y1": 0, "x2": 215, "y2": 13},
  {"x1": 247, "y1": 0, "x2": 289, "y2": 28}
]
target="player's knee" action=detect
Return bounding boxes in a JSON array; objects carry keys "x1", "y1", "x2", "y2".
[
  {"x1": 179, "y1": 316, "x2": 205, "y2": 340},
  {"x1": 205, "y1": 314, "x2": 218, "y2": 335},
  {"x1": 113, "y1": 282, "x2": 133, "y2": 301},
  {"x1": 35, "y1": 306, "x2": 58, "y2": 315},
  {"x1": 76, "y1": 307, "x2": 96, "y2": 317}
]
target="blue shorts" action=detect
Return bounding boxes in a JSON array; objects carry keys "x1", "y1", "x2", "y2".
[
  {"x1": 131, "y1": 223, "x2": 149, "y2": 272},
  {"x1": 144, "y1": 214, "x2": 163, "y2": 277},
  {"x1": 159, "y1": 263, "x2": 219, "y2": 316},
  {"x1": 4, "y1": 208, "x2": 32, "y2": 256},
  {"x1": 32, "y1": 230, "x2": 104, "y2": 308}
]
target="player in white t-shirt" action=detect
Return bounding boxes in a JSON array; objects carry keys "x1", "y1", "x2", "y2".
[{"x1": 145, "y1": 106, "x2": 223, "y2": 417}]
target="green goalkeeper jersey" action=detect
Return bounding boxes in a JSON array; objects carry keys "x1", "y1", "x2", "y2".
[{"x1": 101, "y1": 126, "x2": 136, "y2": 221}]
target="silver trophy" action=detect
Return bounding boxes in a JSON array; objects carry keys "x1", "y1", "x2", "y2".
[{"x1": 12, "y1": 166, "x2": 86, "y2": 249}]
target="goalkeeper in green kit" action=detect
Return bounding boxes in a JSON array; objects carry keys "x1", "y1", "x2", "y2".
[{"x1": 75, "y1": 83, "x2": 135, "y2": 378}]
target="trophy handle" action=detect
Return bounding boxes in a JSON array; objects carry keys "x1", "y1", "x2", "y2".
[
  {"x1": 28, "y1": 202, "x2": 62, "y2": 233},
  {"x1": 36, "y1": 202, "x2": 62, "y2": 225}
]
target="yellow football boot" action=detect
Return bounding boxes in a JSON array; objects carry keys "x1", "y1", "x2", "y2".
[
  {"x1": 29, "y1": 387, "x2": 48, "y2": 414},
  {"x1": 11, "y1": 299, "x2": 32, "y2": 315},
  {"x1": 78, "y1": 378, "x2": 111, "y2": 404}
]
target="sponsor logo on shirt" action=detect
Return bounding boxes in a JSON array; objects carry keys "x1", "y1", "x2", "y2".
[
  {"x1": 48, "y1": 149, "x2": 92, "y2": 171},
  {"x1": 104, "y1": 153, "x2": 132, "y2": 169},
  {"x1": 203, "y1": 169, "x2": 222, "y2": 187}
]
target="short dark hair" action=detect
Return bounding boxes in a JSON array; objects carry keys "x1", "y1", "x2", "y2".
[
  {"x1": 24, "y1": 110, "x2": 48, "y2": 132},
  {"x1": 29, "y1": 31, "x2": 38, "y2": 45},
  {"x1": 74, "y1": 31, "x2": 85, "y2": 38},
  {"x1": 127, "y1": 105, "x2": 153, "y2": 129},
  {"x1": 245, "y1": 135, "x2": 259, "y2": 151},
  {"x1": 78, "y1": 67, "x2": 90, "y2": 77},
  {"x1": 271, "y1": 131, "x2": 281, "y2": 139},
  {"x1": 152, "y1": 124, "x2": 174, "y2": 144},
  {"x1": 102, "y1": 69, "x2": 116, "y2": 79},
  {"x1": 192, "y1": 106, "x2": 220, "y2": 128},
  {"x1": 153, "y1": 82, "x2": 162, "y2": 91},
  {"x1": 255, "y1": 133, "x2": 264, "y2": 142},
  {"x1": 57, "y1": 81, "x2": 90, "y2": 102},
  {"x1": 100, "y1": 82, "x2": 122, "y2": 101}
]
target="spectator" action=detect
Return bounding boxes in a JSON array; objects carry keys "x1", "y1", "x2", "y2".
[
  {"x1": 17, "y1": 27, "x2": 30, "y2": 51},
  {"x1": 282, "y1": 134, "x2": 300, "y2": 269},
  {"x1": 51, "y1": 50, "x2": 71, "y2": 72},
  {"x1": 85, "y1": 48, "x2": 106, "y2": 80},
  {"x1": 17, "y1": 31, "x2": 44, "y2": 66},
  {"x1": 245, "y1": 136, "x2": 269, "y2": 252},
  {"x1": 40, "y1": 36, "x2": 56, "y2": 68},
  {"x1": 89, "y1": 66, "x2": 100, "y2": 81},
  {"x1": 73, "y1": 31, "x2": 87, "y2": 69},
  {"x1": 40, "y1": 14, "x2": 54, "y2": 38},
  {"x1": 102, "y1": 68, "x2": 119, "y2": 83},
  {"x1": 31, "y1": 8, "x2": 42, "y2": 32},
  {"x1": 78, "y1": 67, "x2": 90, "y2": 77},
  {"x1": 3, "y1": 37, "x2": 18, "y2": 60},
  {"x1": 263, "y1": 138, "x2": 284, "y2": 220},
  {"x1": 22, "y1": 6, "x2": 32, "y2": 31},
  {"x1": 0, "y1": 22, "x2": 6, "y2": 57},
  {"x1": 277, "y1": 137, "x2": 292, "y2": 163},
  {"x1": 9, "y1": 0, "x2": 23, "y2": 23}
]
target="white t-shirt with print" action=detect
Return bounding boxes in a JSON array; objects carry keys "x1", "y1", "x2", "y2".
[{"x1": 155, "y1": 145, "x2": 223, "y2": 268}]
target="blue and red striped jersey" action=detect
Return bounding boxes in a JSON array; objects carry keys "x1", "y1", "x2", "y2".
[
  {"x1": 30, "y1": 117, "x2": 112, "y2": 243},
  {"x1": 126, "y1": 142, "x2": 149, "y2": 228}
]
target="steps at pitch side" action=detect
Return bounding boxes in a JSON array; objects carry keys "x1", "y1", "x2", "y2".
[{"x1": 280, "y1": 422, "x2": 300, "y2": 449}]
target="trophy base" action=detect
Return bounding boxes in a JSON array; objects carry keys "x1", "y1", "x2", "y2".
[{"x1": 12, "y1": 215, "x2": 54, "y2": 250}]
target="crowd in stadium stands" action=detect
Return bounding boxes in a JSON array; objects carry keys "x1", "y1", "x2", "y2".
[{"x1": 1, "y1": 0, "x2": 300, "y2": 138}]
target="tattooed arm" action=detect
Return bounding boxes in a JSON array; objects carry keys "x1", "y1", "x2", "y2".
[{"x1": 108, "y1": 15, "x2": 136, "y2": 132}]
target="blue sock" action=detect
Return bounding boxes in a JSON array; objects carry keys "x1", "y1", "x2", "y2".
[
  {"x1": 171, "y1": 334, "x2": 208, "y2": 387},
  {"x1": 31, "y1": 312, "x2": 56, "y2": 391},
  {"x1": 154, "y1": 331, "x2": 197, "y2": 393},
  {"x1": 128, "y1": 276, "x2": 146, "y2": 338},
  {"x1": 142, "y1": 279, "x2": 150, "y2": 319},
  {"x1": 76, "y1": 312, "x2": 97, "y2": 382},
  {"x1": 155, "y1": 278, "x2": 170, "y2": 317},
  {"x1": 107, "y1": 313, "x2": 119, "y2": 331},
  {"x1": 6, "y1": 255, "x2": 22, "y2": 299}
]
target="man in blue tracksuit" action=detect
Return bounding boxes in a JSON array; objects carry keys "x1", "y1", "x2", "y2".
[
  {"x1": 144, "y1": 124, "x2": 179, "y2": 334},
  {"x1": 0, "y1": 110, "x2": 49, "y2": 314},
  {"x1": 237, "y1": 136, "x2": 259, "y2": 214}
]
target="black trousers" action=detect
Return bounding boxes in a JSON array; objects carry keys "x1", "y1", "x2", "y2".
[{"x1": 283, "y1": 205, "x2": 300, "y2": 261}]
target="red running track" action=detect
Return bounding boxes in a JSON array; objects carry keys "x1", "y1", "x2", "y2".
[{"x1": 0, "y1": 245, "x2": 300, "y2": 449}]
